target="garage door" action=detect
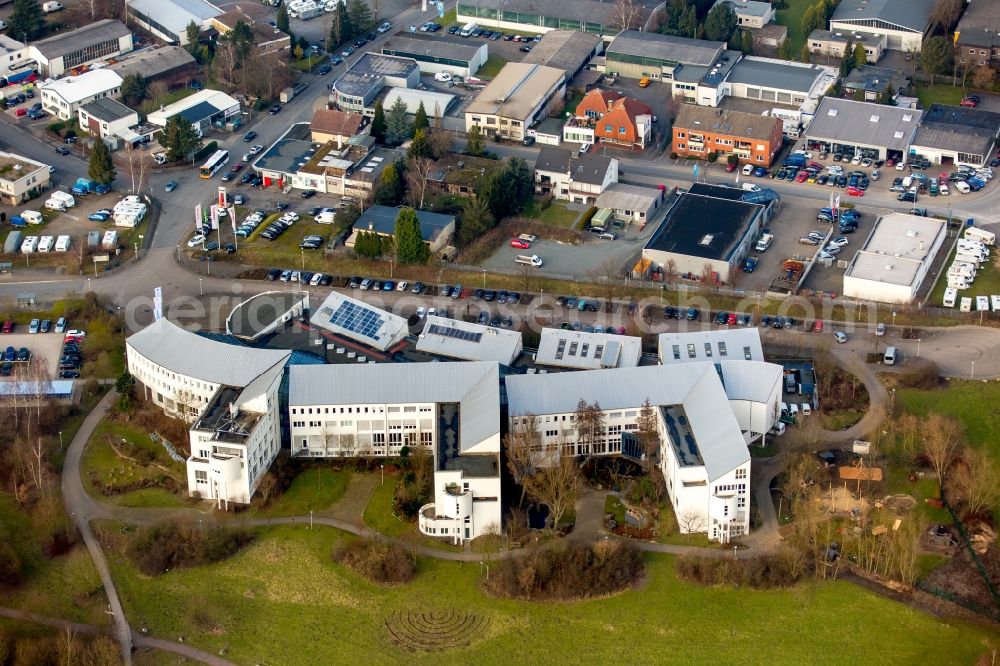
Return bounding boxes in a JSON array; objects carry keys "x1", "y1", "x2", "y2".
[{"x1": 745, "y1": 87, "x2": 760, "y2": 99}]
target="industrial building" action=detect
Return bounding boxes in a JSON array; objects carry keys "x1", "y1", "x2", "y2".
[
  {"x1": 330, "y1": 53, "x2": 420, "y2": 114},
  {"x1": 29, "y1": 20, "x2": 133, "y2": 77},
  {"x1": 106, "y1": 46, "x2": 197, "y2": 82},
  {"x1": 807, "y1": 29, "x2": 886, "y2": 64},
  {"x1": 128, "y1": 0, "x2": 223, "y2": 46},
  {"x1": 724, "y1": 57, "x2": 836, "y2": 108},
  {"x1": 828, "y1": 0, "x2": 936, "y2": 52},
  {"x1": 534, "y1": 328, "x2": 642, "y2": 370},
  {"x1": 802, "y1": 97, "x2": 922, "y2": 162},
  {"x1": 521, "y1": 30, "x2": 603, "y2": 79},
  {"x1": 146, "y1": 89, "x2": 242, "y2": 137},
  {"x1": 381, "y1": 32, "x2": 488, "y2": 77},
  {"x1": 456, "y1": 0, "x2": 647, "y2": 38},
  {"x1": 464, "y1": 63, "x2": 565, "y2": 142},
  {"x1": 842, "y1": 213, "x2": 947, "y2": 304},
  {"x1": 309, "y1": 291, "x2": 410, "y2": 352},
  {"x1": 910, "y1": 104, "x2": 1000, "y2": 168}
]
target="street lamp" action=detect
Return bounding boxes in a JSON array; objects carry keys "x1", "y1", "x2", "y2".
[
  {"x1": 971, "y1": 361, "x2": 975, "y2": 380},
  {"x1": 199, "y1": 278, "x2": 203, "y2": 296},
  {"x1": 310, "y1": 510, "x2": 314, "y2": 530},
  {"x1": 58, "y1": 431, "x2": 63, "y2": 451},
  {"x1": 891, "y1": 310, "x2": 896, "y2": 330},
  {"x1": 916, "y1": 337, "x2": 921, "y2": 358},
  {"x1": 380, "y1": 464, "x2": 384, "y2": 485},
  {"x1": 482, "y1": 269, "x2": 486, "y2": 287}
]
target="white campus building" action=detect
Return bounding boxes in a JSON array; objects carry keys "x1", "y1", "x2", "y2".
[
  {"x1": 125, "y1": 318, "x2": 291, "y2": 507},
  {"x1": 287, "y1": 363, "x2": 503, "y2": 542},
  {"x1": 505, "y1": 358, "x2": 782, "y2": 543}
]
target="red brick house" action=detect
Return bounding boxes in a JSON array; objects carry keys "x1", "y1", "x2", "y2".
[
  {"x1": 569, "y1": 88, "x2": 654, "y2": 150},
  {"x1": 672, "y1": 106, "x2": 783, "y2": 165}
]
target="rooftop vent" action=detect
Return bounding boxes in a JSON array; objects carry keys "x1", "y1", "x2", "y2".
[
  {"x1": 699, "y1": 234, "x2": 715, "y2": 246},
  {"x1": 828, "y1": 108, "x2": 838, "y2": 116},
  {"x1": 906, "y1": 229, "x2": 918, "y2": 237},
  {"x1": 869, "y1": 115, "x2": 879, "y2": 122}
]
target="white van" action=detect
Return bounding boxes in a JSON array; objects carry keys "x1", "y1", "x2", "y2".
[
  {"x1": 434, "y1": 72, "x2": 452, "y2": 83},
  {"x1": 954, "y1": 181, "x2": 971, "y2": 194},
  {"x1": 943, "y1": 287, "x2": 958, "y2": 307},
  {"x1": 42, "y1": 1, "x2": 63, "y2": 12},
  {"x1": 902, "y1": 175, "x2": 913, "y2": 189},
  {"x1": 21, "y1": 210, "x2": 43, "y2": 225},
  {"x1": 460, "y1": 22, "x2": 478, "y2": 36},
  {"x1": 37, "y1": 235, "x2": 54, "y2": 252},
  {"x1": 315, "y1": 211, "x2": 335, "y2": 224},
  {"x1": 883, "y1": 346, "x2": 897, "y2": 365},
  {"x1": 960, "y1": 297, "x2": 973, "y2": 312},
  {"x1": 741, "y1": 183, "x2": 761, "y2": 192},
  {"x1": 964, "y1": 227, "x2": 995, "y2": 246}
]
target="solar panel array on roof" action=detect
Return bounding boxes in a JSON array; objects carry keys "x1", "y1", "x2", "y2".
[
  {"x1": 427, "y1": 323, "x2": 483, "y2": 343},
  {"x1": 329, "y1": 301, "x2": 385, "y2": 342}
]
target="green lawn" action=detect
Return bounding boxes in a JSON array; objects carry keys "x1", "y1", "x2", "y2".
[
  {"x1": 81, "y1": 420, "x2": 187, "y2": 508},
  {"x1": 774, "y1": 0, "x2": 812, "y2": 58},
  {"x1": 256, "y1": 467, "x2": 350, "y2": 517},
  {"x1": 104, "y1": 524, "x2": 1000, "y2": 665},
  {"x1": 819, "y1": 409, "x2": 864, "y2": 431},
  {"x1": 363, "y1": 472, "x2": 459, "y2": 551},
  {"x1": 928, "y1": 243, "x2": 1000, "y2": 305},
  {"x1": 478, "y1": 55, "x2": 508, "y2": 80},
  {"x1": 884, "y1": 467, "x2": 952, "y2": 524},
  {"x1": 915, "y1": 84, "x2": 967, "y2": 109},
  {"x1": 523, "y1": 201, "x2": 581, "y2": 228}
]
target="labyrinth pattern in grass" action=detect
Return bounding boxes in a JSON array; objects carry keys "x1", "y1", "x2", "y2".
[{"x1": 385, "y1": 608, "x2": 490, "y2": 652}]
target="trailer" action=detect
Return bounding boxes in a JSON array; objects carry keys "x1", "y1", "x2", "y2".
[
  {"x1": 964, "y1": 226, "x2": 995, "y2": 246},
  {"x1": 4, "y1": 230, "x2": 23, "y2": 254},
  {"x1": 101, "y1": 230, "x2": 118, "y2": 250},
  {"x1": 37, "y1": 235, "x2": 54, "y2": 252},
  {"x1": 71, "y1": 177, "x2": 95, "y2": 195},
  {"x1": 279, "y1": 87, "x2": 295, "y2": 103},
  {"x1": 87, "y1": 230, "x2": 102, "y2": 249},
  {"x1": 2, "y1": 69, "x2": 38, "y2": 87},
  {"x1": 54, "y1": 235, "x2": 70, "y2": 252},
  {"x1": 20, "y1": 236, "x2": 38, "y2": 253}
]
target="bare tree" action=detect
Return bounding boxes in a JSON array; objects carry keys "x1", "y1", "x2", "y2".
[
  {"x1": 404, "y1": 156, "x2": 435, "y2": 209},
  {"x1": 664, "y1": 258, "x2": 678, "y2": 286},
  {"x1": 340, "y1": 432, "x2": 357, "y2": 458},
  {"x1": 575, "y1": 399, "x2": 604, "y2": 459},
  {"x1": 256, "y1": 471, "x2": 278, "y2": 504},
  {"x1": 612, "y1": 0, "x2": 643, "y2": 31},
  {"x1": 530, "y1": 452, "x2": 580, "y2": 531},
  {"x1": 85, "y1": 0, "x2": 98, "y2": 18},
  {"x1": 172, "y1": 389, "x2": 198, "y2": 424},
  {"x1": 928, "y1": 0, "x2": 964, "y2": 33},
  {"x1": 213, "y1": 42, "x2": 238, "y2": 86},
  {"x1": 427, "y1": 129, "x2": 453, "y2": 160},
  {"x1": 923, "y1": 413, "x2": 963, "y2": 493},
  {"x1": 952, "y1": 447, "x2": 999, "y2": 517},
  {"x1": 677, "y1": 508, "x2": 706, "y2": 537},
  {"x1": 147, "y1": 80, "x2": 168, "y2": 108},
  {"x1": 504, "y1": 415, "x2": 541, "y2": 507},
  {"x1": 124, "y1": 142, "x2": 152, "y2": 195}
]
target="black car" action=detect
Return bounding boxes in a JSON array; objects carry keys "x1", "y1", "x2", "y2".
[
  {"x1": 483, "y1": 290, "x2": 495, "y2": 302},
  {"x1": 411, "y1": 281, "x2": 426, "y2": 294},
  {"x1": 243, "y1": 130, "x2": 257, "y2": 142},
  {"x1": 59, "y1": 369, "x2": 81, "y2": 379},
  {"x1": 332, "y1": 56, "x2": 344, "y2": 65},
  {"x1": 269, "y1": 104, "x2": 281, "y2": 114},
  {"x1": 319, "y1": 274, "x2": 333, "y2": 286},
  {"x1": 301, "y1": 189, "x2": 316, "y2": 199},
  {"x1": 473, "y1": 288, "x2": 484, "y2": 299},
  {"x1": 267, "y1": 268, "x2": 282, "y2": 281},
  {"x1": 275, "y1": 201, "x2": 289, "y2": 211},
  {"x1": 477, "y1": 310, "x2": 490, "y2": 325},
  {"x1": 225, "y1": 243, "x2": 236, "y2": 254},
  {"x1": 241, "y1": 172, "x2": 255, "y2": 184},
  {"x1": 897, "y1": 192, "x2": 917, "y2": 202},
  {"x1": 55, "y1": 146, "x2": 70, "y2": 155},
  {"x1": 522, "y1": 136, "x2": 536, "y2": 146},
  {"x1": 317, "y1": 65, "x2": 332, "y2": 75},
  {"x1": 663, "y1": 306, "x2": 675, "y2": 319}
]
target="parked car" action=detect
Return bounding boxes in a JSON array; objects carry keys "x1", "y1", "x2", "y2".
[{"x1": 833, "y1": 331, "x2": 848, "y2": 343}]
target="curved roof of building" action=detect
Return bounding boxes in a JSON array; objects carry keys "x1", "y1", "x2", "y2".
[{"x1": 127, "y1": 317, "x2": 290, "y2": 387}]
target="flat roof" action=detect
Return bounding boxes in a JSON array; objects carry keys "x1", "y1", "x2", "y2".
[
  {"x1": 355, "y1": 205, "x2": 454, "y2": 243},
  {"x1": 727, "y1": 57, "x2": 831, "y2": 94},
  {"x1": 843, "y1": 65, "x2": 909, "y2": 93},
  {"x1": 607, "y1": 31, "x2": 724, "y2": 67},
  {"x1": 459, "y1": 0, "x2": 631, "y2": 26},
  {"x1": 0, "y1": 150, "x2": 48, "y2": 181},
  {"x1": 381, "y1": 32, "x2": 484, "y2": 62},
  {"x1": 416, "y1": 315, "x2": 522, "y2": 364},
  {"x1": 382, "y1": 87, "x2": 456, "y2": 116},
  {"x1": 253, "y1": 123, "x2": 318, "y2": 176},
  {"x1": 31, "y1": 19, "x2": 130, "y2": 59},
  {"x1": 805, "y1": 97, "x2": 921, "y2": 152},
  {"x1": 807, "y1": 29, "x2": 885, "y2": 47},
  {"x1": 912, "y1": 124, "x2": 996, "y2": 158},
  {"x1": 596, "y1": 184, "x2": 661, "y2": 212},
  {"x1": 713, "y1": 0, "x2": 773, "y2": 17},
  {"x1": 227, "y1": 291, "x2": 308, "y2": 340},
  {"x1": 192, "y1": 386, "x2": 261, "y2": 443},
  {"x1": 129, "y1": 0, "x2": 222, "y2": 39},
  {"x1": 923, "y1": 104, "x2": 1000, "y2": 134},
  {"x1": 645, "y1": 192, "x2": 762, "y2": 262},
  {"x1": 465, "y1": 63, "x2": 564, "y2": 120},
  {"x1": 107, "y1": 46, "x2": 195, "y2": 80},
  {"x1": 40, "y1": 70, "x2": 123, "y2": 104},
  {"x1": 521, "y1": 30, "x2": 602, "y2": 74},
  {"x1": 428, "y1": 153, "x2": 502, "y2": 187},
  {"x1": 310, "y1": 292, "x2": 409, "y2": 352},
  {"x1": 674, "y1": 104, "x2": 781, "y2": 141},
  {"x1": 658, "y1": 329, "x2": 764, "y2": 364},
  {"x1": 830, "y1": 0, "x2": 935, "y2": 33},
  {"x1": 845, "y1": 213, "x2": 946, "y2": 288},
  {"x1": 79, "y1": 97, "x2": 136, "y2": 123},
  {"x1": 147, "y1": 89, "x2": 240, "y2": 124},
  {"x1": 333, "y1": 52, "x2": 418, "y2": 101},
  {"x1": 535, "y1": 328, "x2": 642, "y2": 370}
]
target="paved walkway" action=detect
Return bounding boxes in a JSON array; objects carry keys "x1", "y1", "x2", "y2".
[{"x1": 324, "y1": 472, "x2": 379, "y2": 527}]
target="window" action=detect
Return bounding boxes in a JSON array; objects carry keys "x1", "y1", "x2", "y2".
[
  {"x1": 736, "y1": 468, "x2": 747, "y2": 479},
  {"x1": 704, "y1": 342, "x2": 712, "y2": 357},
  {"x1": 676, "y1": 132, "x2": 685, "y2": 138},
  {"x1": 604, "y1": 124, "x2": 612, "y2": 132},
  {"x1": 619, "y1": 127, "x2": 626, "y2": 134},
  {"x1": 686, "y1": 343, "x2": 696, "y2": 359},
  {"x1": 672, "y1": 344, "x2": 680, "y2": 360}
]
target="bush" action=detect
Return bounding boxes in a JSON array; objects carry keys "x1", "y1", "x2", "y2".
[
  {"x1": 893, "y1": 361, "x2": 940, "y2": 389},
  {"x1": 538, "y1": 193, "x2": 554, "y2": 211},
  {"x1": 333, "y1": 538, "x2": 416, "y2": 583},
  {"x1": 126, "y1": 519, "x2": 254, "y2": 576},
  {"x1": 706, "y1": 152, "x2": 718, "y2": 163},
  {"x1": 577, "y1": 205, "x2": 599, "y2": 230},
  {"x1": 0, "y1": 541, "x2": 22, "y2": 588},
  {"x1": 485, "y1": 540, "x2": 643, "y2": 601},
  {"x1": 192, "y1": 141, "x2": 218, "y2": 162},
  {"x1": 675, "y1": 549, "x2": 809, "y2": 588},
  {"x1": 670, "y1": 151, "x2": 678, "y2": 159},
  {"x1": 726, "y1": 154, "x2": 739, "y2": 166}
]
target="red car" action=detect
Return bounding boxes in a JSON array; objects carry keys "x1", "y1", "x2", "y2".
[
  {"x1": 510, "y1": 238, "x2": 530, "y2": 249},
  {"x1": 1, "y1": 321, "x2": 13, "y2": 334},
  {"x1": 795, "y1": 171, "x2": 809, "y2": 183},
  {"x1": 960, "y1": 96, "x2": 980, "y2": 108},
  {"x1": 813, "y1": 320, "x2": 824, "y2": 333},
  {"x1": 727, "y1": 313, "x2": 737, "y2": 326},
  {"x1": 14, "y1": 108, "x2": 26, "y2": 117},
  {"x1": 725, "y1": 162, "x2": 737, "y2": 172},
  {"x1": 229, "y1": 163, "x2": 244, "y2": 173},
  {"x1": 847, "y1": 186, "x2": 864, "y2": 197},
  {"x1": 807, "y1": 161, "x2": 822, "y2": 170}
]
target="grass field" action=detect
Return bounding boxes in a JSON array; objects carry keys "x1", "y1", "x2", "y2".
[
  {"x1": 256, "y1": 467, "x2": 349, "y2": 517},
  {"x1": 915, "y1": 84, "x2": 967, "y2": 109},
  {"x1": 479, "y1": 56, "x2": 508, "y2": 80},
  {"x1": 774, "y1": 0, "x2": 811, "y2": 58},
  {"x1": 81, "y1": 420, "x2": 187, "y2": 508},
  {"x1": 104, "y1": 524, "x2": 1000, "y2": 665},
  {"x1": 522, "y1": 201, "x2": 581, "y2": 228},
  {"x1": 363, "y1": 472, "x2": 459, "y2": 551}
]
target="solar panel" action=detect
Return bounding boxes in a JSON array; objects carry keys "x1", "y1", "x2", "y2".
[
  {"x1": 427, "y1": 323, "x2": 482, "y2": 343},
  {"x1": 329, "y1": 301, "x2": 385, "y2": 341}
]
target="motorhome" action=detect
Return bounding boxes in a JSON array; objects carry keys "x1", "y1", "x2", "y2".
[
  {"x1": 960, "y1": 297, "x2": 972, "y2": 312},
  {"x1": 976, "y1": 295, "x2": 990, "y2": 311},
  {"x1": 20, "y1": 236, "x2": 39, "y2": 253},
  {"x1": 942, "y1": 287, "x2": 958, "y2": 307},
  {"x1": 964, "y1": 227, "x2": 995, "y2": 246}
]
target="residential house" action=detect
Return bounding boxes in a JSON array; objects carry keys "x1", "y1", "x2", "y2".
[
  {"x1": 567, "y1": 88, "x2": 653, "y2": 150},
  {"x1": 310, "y1": 109, "x2": 363, "y2": 148},
  {"x1": 711, "y1": 0, "x2": 775, "y2": 29},
  {"x1": 533, "y1": 146, "x2": 618, "y2": 204},
  {"x1": 426, "y1": 153, "x2": 503, "y2": 197},
  {"x1": 672, "y1": 105, "x2": 783, "y2": 165},
  {"x1": 843, "y1": 65, "x2": 908, "y2": 102},
  {"x1": 955, "y1": 1, "x2": 1000, "y2": 70},
  {"x1": 0, "y1": 151, "x2": 50, "y2": 205},
  {"x1": 209, "y1": 10, "x2": 291, "y2": 53},
  {"x1": 40, "y1": 69, "x2": 123, "y2": 121}
]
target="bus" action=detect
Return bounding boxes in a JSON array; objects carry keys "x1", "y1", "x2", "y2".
[{"x1": 199, "y1": 150, "x2": 230, "y2": 179}]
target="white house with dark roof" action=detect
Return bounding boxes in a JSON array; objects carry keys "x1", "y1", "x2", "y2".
[
  {"x1": 533, "y1": 146, "x2": 619, "y2": 204},
  {"x1": 288, "y1": 363, "x2": 503, "y2": 542},
  {"x1": 40, "y1": 69, "x2": 123, "y2": 121},
  {"x1": 828, "y1": 0, "x2": 936, "y2": 52},
  {"x1": 77, "y1": 98, "x2": 140, "y2": 145},
  {"x1": 125, "y1": 317, "x2": 292, "y2": 507}
]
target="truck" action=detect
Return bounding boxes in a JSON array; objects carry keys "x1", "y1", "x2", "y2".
[
  {"x1": 755, "y1": 233, "x2": 773, "y2": 252},
  {"x1": 279, "y1": 87, "x2": 295, "y2": 103},
  {"x1": 783, "y1": 154, "x2": 806, "y2": 168},
  {"x1": 742, "y1": 256, "x2": 758, "y2": 273},
  {"x1": 515, "y1": 254, "x2": 543, "y2": 267},
  {"x1": 71, "y1": 177, "x2": 95, "y2": 195}
]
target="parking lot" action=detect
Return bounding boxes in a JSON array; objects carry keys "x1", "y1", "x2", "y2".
[{"x1": 0, "y1": 330, "x2": 66, "y2": 378}]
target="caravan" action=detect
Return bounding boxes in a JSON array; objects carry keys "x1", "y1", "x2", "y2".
[
  {"x1": 964, "y1": 227, "x2": 995, "y2": 246},
  {"x1": 976, "y1": 295, "x2": 991, "y2": 311},
  {"x1": 21, "y1": 210, "x2": 43, "y2": 225},
  {"x1": 37, "y1": 236, "x2": 54, "y2": 252},
  {"x1": 960, "y1": 297, "x2": 973, "y2": 312},
  {"x1": 942, "y1": 287, "x2": 958, "y2": 307},
  {"x1": 54, "y1": 235, "x2": 71, "y2": 252}
]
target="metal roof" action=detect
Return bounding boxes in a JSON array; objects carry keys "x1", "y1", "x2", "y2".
[
  {"x1": 31, "y1": 19, "x2": 130, "y2": 60},
  {"x1": 458, "y1": 0, "x2": 631, "y2": 26},
  {"x1": 535, "y1": 328, "x2": 641, "y2": 370},
  {"x1": 126, "y1": 317, "x2": 291, "y2": 387},
  {"x1": 506, "y1": 364, "x2": 752, "y2": 481},
  {"x1": 227, "y1": 291, "x2": 308, "y2": 340},
  {"x1": 107, "y1": 46, "x2": 196, "y2": 81},
  {"x1": 726, "y1": 57, "x2": 830, "y2": 94},
  {"x1": 658, "y1": 329, "x2": 764, "y2": 364},
  {"x1": 79, "y1": 97, "x2": 136, "y2": 123},
  {"x1": 288, "y1": 362, "x2": 501, "y2": 453},
  {"x1": 713, "y1": 0, "x2": 773, "y2": 18},
  {"x1": 0, "y1": 379, "x2": 74, "y2": 397},
  {"x1": 596, "y1": 184, "x2": 662, "y2": 213},
  {"x1": 923, "y1": 104, "x2": 1000, "y2": 134},
  {"x1": 674, "y1": 105, "x2": 782, "y2": 142},
  {"x1": 804, "y1": 97, "x2": 922, "y2": 152},
  {"x1": 310, "y1": 291, "x2": 409, "y2": 352},
  {"x1": 521, "y1": 30, "x2": 602, "y2": 74},
  {"x1": 830, "y1": 0, "x2": 935, "y2": 33},
  {"x1": 381, "y1": 32, "x2": 485, "y2": 62},
  {"x1": 40, "y1": 70, "x2": 123, "y2": 105},
  {"x1": 147, "y1": 89, "x2": 241, "y2": 126},
  {"x1": 465, "y1": 63, "x2": 565, "y2": 121},
  {"x1": 716, "y1": 360, "x2": 784, "y2": 405},
  {"x1": 645, "y1": 191, "x2": 763, "y2": 262},
  {"x1": 912, "y1": 124, "x2": 996, "y2": 158},
  {"x1": 129, "y1": 0, "x2": 222, "y2": 39},
  {"x1": 355, "y1": 205, "x2": 454, "y2": 244},
  {"x1": 416, "y1": 315, "x2": 522, "y2": 364},
  {"x1": 607, "y1": 31, "x2": 725, "y2": 67},
  {"x1": 845, "y1": 213, "x2": 946, "y2": 288},
  {"x1": 382, "y1": 87, "x2": 456, "y2": 117}
]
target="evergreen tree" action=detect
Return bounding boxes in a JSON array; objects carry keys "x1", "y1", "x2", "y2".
[
  {"x1": 87, "y1": 139, "x2": 116, "y2": 186},
  {"x1": 277, "y1": 3, "x2": 290, "y2": 33},
  {"x1": 877, "y1": 84, "x2": 897, "y2": 106},
  {"x1": 777, "y1": 38, "x2": 792, "y2": 61},
  {"x1": 9, "y1": 0, "x2": 45, "y2": 42},
  {"x1": 840, "y1": 42, "x2": 854, "y2": 77},
  {"x1": 506, "y1": 157, "x2": 533, "y2": 213},
  {"x1": 466, "y1": 125, "x2": 484, "y2": 156},
  {"x1": 385, "y1": 96, "x2": 411, "y2": 145},
  {"x1": 185, "y1": 20, "x2": 202, "y2": 52},
  {"x1": 740, "y1": 30, "x2": 753, "y2": 55},
  {"x1": 394, "y1": 207, "x2": 429, "y2": 263},
  {"x1": 120, "y1": 73, "x2": 147, "y2": 105},
  {"x1": 458, "y1": 196, "x2": 495, "y2": 245},
  {"x1": 920, "y1": 36, "x2": 953, "y2": 86},
  {"x1": 228, "y1": 20, "x2": 255, "y2": 63},
  {"x1": 371, "y1": 100, "x2": 387, "y2": 143},
  {"x1": 413, "y1": 101, "x2": 429, "y2": 132},
  {"x1": 333, "y1": 2, "x2": 354, "y2": 45},
  {"x1": 161, "y1": 115, "x2": 202, "y2": 163},
  {"x1": 853, "y1": 42, "x2": 867, "y2": 68},
  {"x1": 374, "y1": 162, "x2": 404, "y2": 205},
  {"x1": 704, "y1": 2, "x2": 737, "y2": 42},
  {"x1": 407, "y1": 129, "x2": 432, "y2": 159},
  {"x1": 347, "y1": 0, "x2": 373, "y2": 34}
]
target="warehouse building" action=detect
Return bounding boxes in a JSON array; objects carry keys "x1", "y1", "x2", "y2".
[
  {"x1": 843, "y1": 213, "x2": 947, "y2": 304},
  {"x1": 456, "y1": 0, "x2": 648, "y2": 38},
  {"x1": 128, "y1": 0, "x2": 222, "y2": 46},
  {"x1": 724, "y1": 57, "x2": 836, "y2": 108},
  {"x1": 106, "y1": 46, "x2": 197, "y2": 82},
  {"x1": 802, "y1": 97, "x2": 922, "y2": 162},
  {"x1": 464, "y1": 63, "x2": 565, "y2": 142},
  {"x1": 416, "y1": 315, "x2": 523, "y2": 364},
  {"x1": 643, "y1": 187, "x2": 768, "y2": 285},
  {"x1": 381, "y1": 32, "x2": 488, "y2": 77},
  {"x1": 828, "y1": 0, "x2": 936, "y2": 52},
  {"x1": 381, "y1": 88, "x2": 456, "y2": 118},
  {"x1": 535, "y1": 328, "x2": 642, "y2": 370},
  {"x1": 807, "y1": 29, "x2": 886, "y2": 64},
  {"x1": 330, "y1": 53, "x2": 420, "y2": 114},
  {"x1": 910, "y1": 104, "x2": 1000, "y2": 168},
  {"x1": 29, "y1": 20, "x2": 133, "y2": 77},
  {"x1": 146, "y1": 89, "x2": 242, "y2": 136}
]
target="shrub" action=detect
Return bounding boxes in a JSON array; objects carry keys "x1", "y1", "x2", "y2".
[
  {"x1": 126, "y1": 519, "x2": 254, "y2": 576},
  {"x1": 893, "y1": 361, "x2": 940, "y2": 389},
  {"x1": 0, "y1": 541, "x2": 22, "y2": 588},
  {"x1": 577, "y1": 205, "x2": 599, "y2": 230},
  {"x1": 706, "y1": 152, "x2": 718, "y2": 163},
  {"x1": 675, "y1": 549, "x2": 810, "y2": 588},
  {"x1": 726, "y1": 154, "x2": 739, "y2": 166},
  {"x1": 334, "y1": 538, "x2": 416, "y2": 583},
  {"x1": 538, "y1": 193, "x2": 554, "y2": 211},
  {"x1": 192, "y1": 141, "x2": 218, "y2": 162},
  {"x1": 485, "y1": 540, "x2": 643, "y2": 600},
  {"x1": 670, "y1": 151, "x2": 678, "y2": 159}
]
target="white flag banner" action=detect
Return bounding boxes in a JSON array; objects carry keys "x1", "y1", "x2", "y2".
[
  {"x1": 195, "y1": 205, "x2": 203, "y2": 233},
  {"x1": 834, "y1": 194, "x2": 841, "y2": 211},
  {"x1": 210, "y1": 205, "x2": 219, "y2": 230}
]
